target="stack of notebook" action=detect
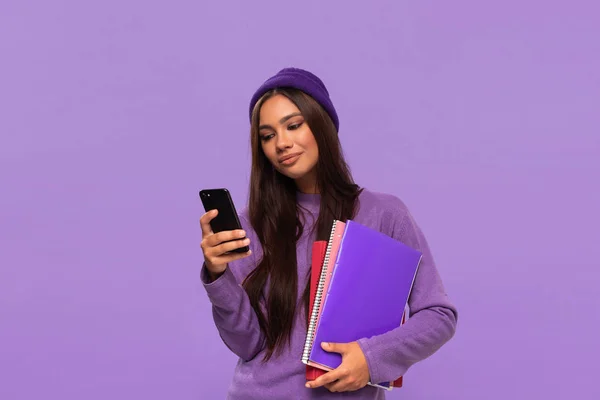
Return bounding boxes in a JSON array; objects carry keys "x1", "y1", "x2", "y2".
[{"x1": 302, "y1": 219, "x2": 422, "y2": 390}]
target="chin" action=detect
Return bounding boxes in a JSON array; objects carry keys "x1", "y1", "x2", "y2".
[
  {"x1": 278, "y1": 170, "x2": 305, "y2": 180},
  {"x1": 276, "y1": 165, "x2": 311, "y2": 180}
]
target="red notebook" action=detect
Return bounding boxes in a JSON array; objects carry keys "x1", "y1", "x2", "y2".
[{"x1": 305, "y1": 240, "x2": 405, "y2": 388}]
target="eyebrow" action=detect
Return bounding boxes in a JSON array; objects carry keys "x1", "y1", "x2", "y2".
[{"x1": 259, "y1": 112, "x2": 302, "y2": 130}]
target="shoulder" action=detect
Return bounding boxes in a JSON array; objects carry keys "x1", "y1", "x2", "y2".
[
  {"x1": 357, "y1": 188, "x2": 411, "y2": 220},
  {"x1": 355, "y1": 188, "x2": 420, "y2": 245}
]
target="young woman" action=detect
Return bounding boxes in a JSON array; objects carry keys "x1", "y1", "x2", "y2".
[{"x1": 199, "y1": 67, "x2": 458, "y2": 399}]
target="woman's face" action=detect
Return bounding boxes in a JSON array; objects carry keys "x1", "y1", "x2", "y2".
[{"x1": 258, "y1": 94, "x2": 319, "y2": 192}]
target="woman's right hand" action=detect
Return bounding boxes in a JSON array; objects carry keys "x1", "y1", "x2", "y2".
[{"x1": 200, "y1": 209, "x2": 252, "y2": 280}]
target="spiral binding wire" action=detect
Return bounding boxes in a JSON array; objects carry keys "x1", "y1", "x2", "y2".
[{"x1": 301, "y1": 220, "x2": 339, "y2": 364}]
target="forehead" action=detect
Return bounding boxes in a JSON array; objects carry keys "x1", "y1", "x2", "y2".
[{"x1": 259, "y1": 94, "x2": 300, "y2": 124}]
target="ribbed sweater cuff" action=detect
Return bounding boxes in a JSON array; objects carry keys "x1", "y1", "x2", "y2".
[{"x1": 356, "y1": 338, "x2": 383, "y2": 385}]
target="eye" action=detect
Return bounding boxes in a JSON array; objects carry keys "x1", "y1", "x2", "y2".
[
  {"x1": 260, "y1": 133, "x2": 274, "y2": 142},
  {"x1": 288, "y1": 121, "x2": 303, "y2": 131}
]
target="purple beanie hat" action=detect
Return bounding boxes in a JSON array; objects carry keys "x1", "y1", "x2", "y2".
[{"x1": 248, "y1": 67, "x2": 340, "y2": 132}]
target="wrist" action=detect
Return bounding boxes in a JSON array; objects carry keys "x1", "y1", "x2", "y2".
[
  {"x1": 207, "y1": 269, "x2": 225, "y2": 282},
  {"x1": 203, "y1": 262, "x2": 226, "y2": 282}
]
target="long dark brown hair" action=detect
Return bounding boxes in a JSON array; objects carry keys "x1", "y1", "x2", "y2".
[{"x1": 242, "y1": 88, "x2": 362, "y2": 361}]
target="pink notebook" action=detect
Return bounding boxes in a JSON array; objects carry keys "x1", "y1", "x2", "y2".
[
  {"x1": 309, "y1": 220, "x2": 346, "y2": 359},
  {"x1": 302, "y1": 221, "x2": 346, "y2": 371}
]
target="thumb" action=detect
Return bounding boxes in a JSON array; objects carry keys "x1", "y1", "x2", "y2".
[{"x1": 321, "y1": 342, "x2": 348, "y2": 354}]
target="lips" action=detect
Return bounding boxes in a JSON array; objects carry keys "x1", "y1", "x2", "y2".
[{"x1": 278, "y1": 152, "x2": 302, "y2": 165}]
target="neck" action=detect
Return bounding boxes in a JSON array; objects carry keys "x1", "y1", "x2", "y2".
[{"x1": 295, "y1": 170, "x2": 318, "y2": 194}]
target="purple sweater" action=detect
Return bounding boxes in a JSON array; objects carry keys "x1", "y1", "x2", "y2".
[{"x1": 201, "y1": 189, "x2": 458, "y2": 399}]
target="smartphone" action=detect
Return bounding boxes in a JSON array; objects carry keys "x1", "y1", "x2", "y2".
[{"x1": 199, "y1": 188, "x2": 249, "y2": 253}]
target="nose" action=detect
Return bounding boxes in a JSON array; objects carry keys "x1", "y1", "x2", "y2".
[{"x1": 275, "y1": 130, "x2": 293, "y2": 151}]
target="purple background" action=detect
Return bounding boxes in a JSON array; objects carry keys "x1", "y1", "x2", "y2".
[{"x1": 1, "y1": 1, "x2": 598, "y2": 399}]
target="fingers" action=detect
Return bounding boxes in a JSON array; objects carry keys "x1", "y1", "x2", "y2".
[
  {"x1": 306, "y1": 367, "x2": 346, "y2": 389},
  {"x1": 209, "y1": 229, "x2": 247, "y2": 247},
  {"x1": 201, "y1": 230, "x2": 247, "y2": 252},
  {"x1": 325, "y1": 378, "x2": 362, "y2": 393},
  {"x1": 199, "y1": 210, "x2": 217, "y2": 236},
  {"x1": 307, "y1": 343, "x2": 350, "y2": 389},
  {"x1": 201, "y1": 235, "x2": 251, "y2": 265},
  {"x1": 199, "y1": 211, "x2": 247, "y2": 247},
  {"x1": 321, "y1": 342, "x2": 348, "y2": 355},
  {"x1": 307, "y1": 342, "x2": 367, "y2": 392},
  {"x1": 213, "y1": 238, "x2": 251, "y2": 256}
]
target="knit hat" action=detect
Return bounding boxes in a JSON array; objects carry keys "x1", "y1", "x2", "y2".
[{"x1": 248, "y1": 67, "x2": 339, "y2": 132}]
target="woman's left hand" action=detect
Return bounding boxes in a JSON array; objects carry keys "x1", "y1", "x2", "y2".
[{"x1": 306, "y1": 341, "x2": 370, "y2": 392}]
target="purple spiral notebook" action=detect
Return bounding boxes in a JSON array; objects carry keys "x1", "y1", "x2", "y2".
[{"x1": 303, "y1": 219, "x2": 422, "y2": 388}]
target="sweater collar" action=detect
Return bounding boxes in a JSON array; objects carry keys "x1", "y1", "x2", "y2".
[{"x1": 296, "y1": 191, "x2": 320, "y2": 212}]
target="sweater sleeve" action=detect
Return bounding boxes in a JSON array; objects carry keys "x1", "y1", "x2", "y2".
[
  {"x1": 200, "y1": 214, "x2": 266, "y2": 362},
  {"x1": 356, "y1": 208, "x2": 458, "y2": 384}
]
